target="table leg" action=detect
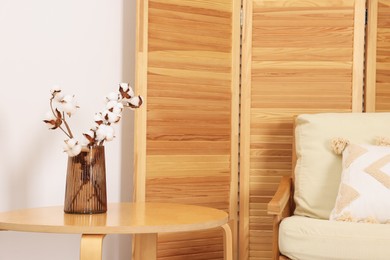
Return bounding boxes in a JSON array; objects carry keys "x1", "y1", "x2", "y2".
[
  {"x1": 222, "y1": 223, "x2": 233, "y2": 260},
  {"x1": 80, "y1": 234, "x2": 106, "y2": 260},
  {"x1": 133, "y1": 233, "x2": 157, "y2": 260}
]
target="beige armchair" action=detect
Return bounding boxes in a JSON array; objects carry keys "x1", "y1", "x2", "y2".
[{"x1": 268, "y1": 113, "x2": 390, "y2": 260}]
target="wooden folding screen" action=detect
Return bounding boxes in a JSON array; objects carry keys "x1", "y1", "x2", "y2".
[
  {"x1": 366, "y1": 0, "x2": 390, "y2": 111},
  {"x1": 134, "y1": 0, "x2": 240, "y2": 259},
  {"x1": 134, "y1": 0, "x2": 371, "y2": 259},
  {"x1": 239, "y1": 0, "x2": 366, "y2": 259}
]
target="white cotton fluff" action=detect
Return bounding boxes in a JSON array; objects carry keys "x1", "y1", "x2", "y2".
[
  {"x1": 50, "y1": 86, "x2": 64, "y2": 102},
  {"x1": 44, "y1": 111, "x2": 57, "y2": 129},
  {"x1": 63, "y1": 138, "x2": 82, "y2": 157},
  {"x1": 96, "y1": 124, "x2": 115, "y2": 142},
  {"x1": 106, "y1": 100, "x2": 124, "y2": 114},
  {"x1": 61, "y1": 95, "x2": 78, "y2": 116}
]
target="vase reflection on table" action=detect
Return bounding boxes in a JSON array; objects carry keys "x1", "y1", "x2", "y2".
[{"x1": 64, "y1": 146, "x2": 107, "y2": 214}]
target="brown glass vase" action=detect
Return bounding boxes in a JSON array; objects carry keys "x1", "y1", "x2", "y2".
[{"x1": 64, "y1": 146, "x2": 107, "y2": 214}]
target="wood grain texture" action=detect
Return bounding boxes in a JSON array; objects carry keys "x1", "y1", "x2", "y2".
[
  {"x1": 0, "y1": 203, "x2": 228, "y2": 234},
  {"x1": 80, "y1": 235, "x2": 105, "y2": 260},
  {"x1": 0, "y1": 203, "x2": 230, "y2": 260},
  {"x1": 134, "y1": 0, "x2": 240, "y2": 259},
  {"x1": 134, "y1": 0, "x2": 149, "y2": 203},
  {"x1": 240, "y1": 0, "x2": 365, "y2": 259},
  {"x1": 366, "y1": 0, "x2": 390, "y2": 111}
]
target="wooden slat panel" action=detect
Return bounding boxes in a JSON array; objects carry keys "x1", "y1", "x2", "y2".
[
  {"x1": 135, "y1": 0, "x2": 240, "y2": 259},
  {"x1": 240, "y1": 0, "x2": 365, "y2": 259},
  {"x1": 157, "y1": 229, "x2": 224, "y2": 260},
  {"x1": 146, "y1": 155, "x2": 230, "y2": 178},
  {"x1": 146, "y1": 176, "x2": 231, "y2": 211},
  {"x1": 366, "y1": 0, "x2": 390, "y2": 111}
]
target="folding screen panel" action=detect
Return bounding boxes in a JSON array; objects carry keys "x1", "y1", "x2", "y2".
[
  {"x1": 134, "y1": 0, "x2": 240, "y2": 259},
  {"x1": 366, "y1": 0, "x2": 390, "y2": 111},
  {"x1": 239, "y1": 0, "x2": 365, "y2": 259}
]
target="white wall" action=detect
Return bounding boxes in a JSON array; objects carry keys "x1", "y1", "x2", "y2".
[{"x1": 0, "y1": 0, "x2": 136, "y2": 259}]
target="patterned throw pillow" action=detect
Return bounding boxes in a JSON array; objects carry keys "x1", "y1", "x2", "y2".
[{"x1": 330, "y1": 142, "x2": 390, "y2": 224}]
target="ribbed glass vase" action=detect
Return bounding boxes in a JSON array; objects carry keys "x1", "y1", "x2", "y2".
[{"x1": 64, "y1": 146, "x2": 107, "y2": 214}]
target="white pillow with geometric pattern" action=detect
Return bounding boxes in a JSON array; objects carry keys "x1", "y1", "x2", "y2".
[{"x1": 330, "y1": 143, "x2": 390, "y2": 224}]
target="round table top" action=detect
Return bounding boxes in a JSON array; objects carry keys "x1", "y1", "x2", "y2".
[{"x1": 0, "y1": 202, "x2": 228, "y2": 234}]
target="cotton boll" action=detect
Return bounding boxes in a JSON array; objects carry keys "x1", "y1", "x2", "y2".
[
  {"x1": 53, "y1": 92, "x2": 64, "y2": 102},
  {"x1": 61, "y1": 95, "x2": 79, "y2": 116},
  {"x1": 119, "y1": 83, "x2": 134, "y2": 99},
  {"x1": 44, "y1": 82, "x2": 143, "y2": 159},
  {"x1": 95, "y1": 124, "x2": 108, "y2": 142},
  {"x1": 44, "y1": 111, "x2": 56, "y2": 120},
  {"x1": 108, "y1": 112, "x2": 121, "y2": 123},
  {"x1": 95, "y1": 124, "x2": 115, "y2": 142},
  {"x1": 102, "y1": 109, "x2": 121, "y2": 124},
  {"x1": 94, "y1": 113, "x2": 104, "y2": 125},
  {"x1": 63, "y1": 138, "x2": 82, "y2": 157},
  {"x1": 44, "y1": 111, "x2": 58, "y2": 129},
  {"x1": 104, "y1": 126, "x2": 115, "y2": 141},
  {"x1": 50, "y1": 86, "x2": 64, "y2": 102},
  {"x1": 126, "y1": 96, "x2": 143, "y2": 109},
  {"x1": 70, "y1": 143, "x2": 82, "y2": 157},
  {"x1": 106, "y1": 100, "x2": 123, "y2": 114}
]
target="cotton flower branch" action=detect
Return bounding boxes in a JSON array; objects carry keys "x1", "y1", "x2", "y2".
[
  {"x1": 44, "y1": 83, "x2": 143, "y2": 157},
  {"x1": 44, "y1": 88, "x2": 78, "y2": 139}
]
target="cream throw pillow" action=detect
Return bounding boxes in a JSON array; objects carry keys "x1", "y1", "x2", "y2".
[{"x1": 330, "y1": 143, "x2": 390, "y2": 223}]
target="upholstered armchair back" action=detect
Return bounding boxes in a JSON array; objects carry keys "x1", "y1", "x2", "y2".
[{"x1": 293, "y1": 113, "x2": 390, "y2": 219}]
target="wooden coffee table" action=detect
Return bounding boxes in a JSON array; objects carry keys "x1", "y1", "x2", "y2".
[{"x1": 0, "y1": 202, "x2": 232, "y2": 260}]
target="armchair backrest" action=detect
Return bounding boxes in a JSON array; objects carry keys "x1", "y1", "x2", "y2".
[{"x1": 293, "y1": 112, "x2": 390, "y2": 219}]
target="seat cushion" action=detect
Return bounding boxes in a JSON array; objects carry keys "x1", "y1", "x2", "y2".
[
  {"x1": 279, "y1": 216, "x2": 390, "y2": 260},
  {"x1": 294, "y1": 112, "x2": 390, "y2": 219}
]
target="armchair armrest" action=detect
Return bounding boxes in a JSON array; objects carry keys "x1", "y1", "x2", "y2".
[
  {"x1": 267, "y1": 176, "x2": 294, "y2": 260},
  {"x1": 267, "y1": 176, "x2": 293, "y2": 217}
]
